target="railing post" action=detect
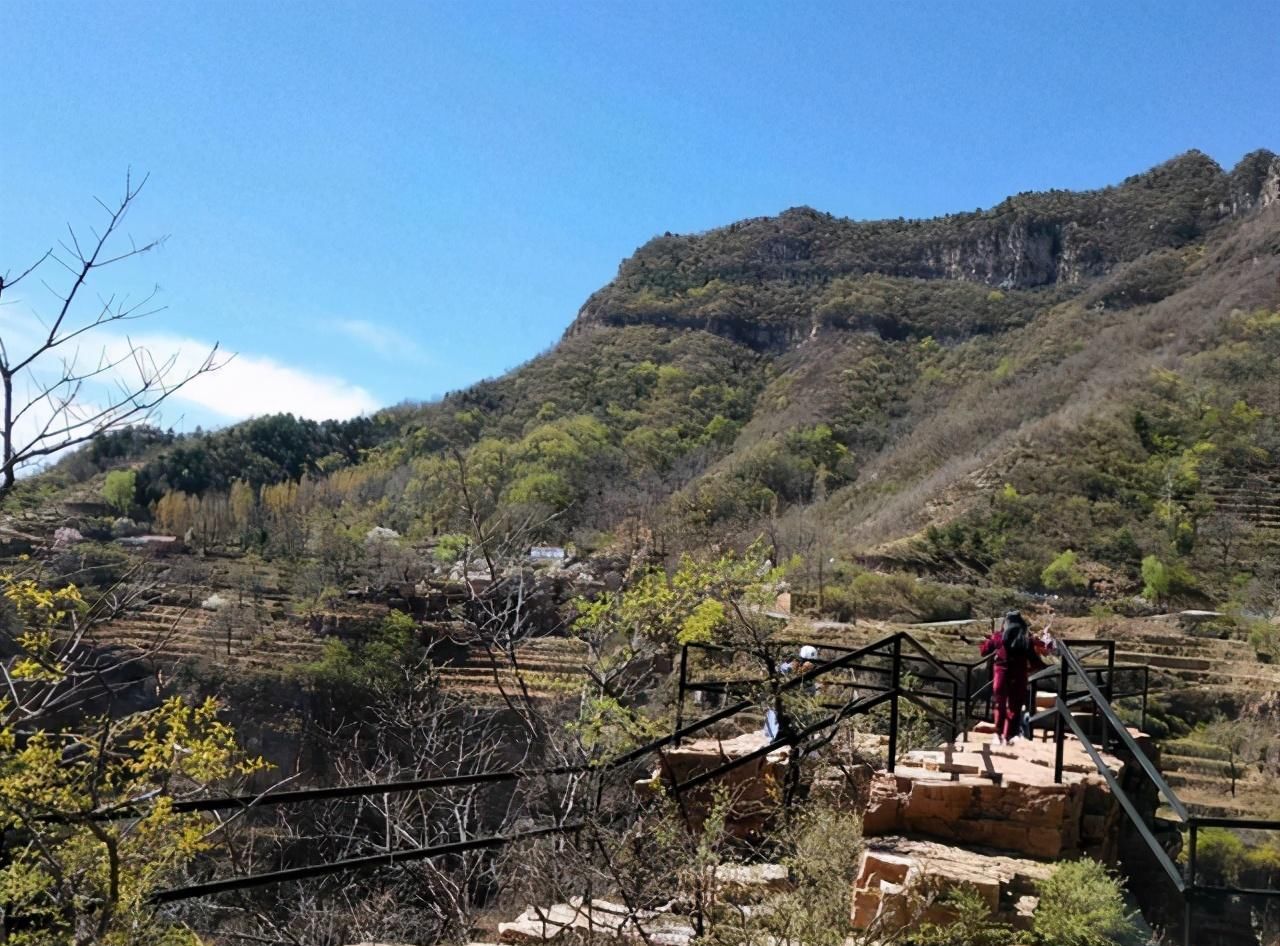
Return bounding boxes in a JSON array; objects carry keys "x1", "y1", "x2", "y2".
[
  {"x1": 1028, "y1": 676, "x2": 1038, "y2": 742},
  {"x1": 1185, "y1": 819, "x2": 1198, "y2": 946},
  {"x1": 950, "y1": 677, "x2": 959, "y2": 745},
  {"x1": 1187, "y1": 819, "x2": 1198, "y2": 894},
  {"x1": 1104, "y1": 640, "x2": 1116, "y2": 747},
  {"x1": 985, "y1": 655, "x2": 993, "y2": 724},
  {"x1": 674, "y1": 645, "x2": 688, "y2": 743},
  {"x1": 887, "y1": 636, "x2": 901, "y2": 773},
  {"x1": 962, "y1": 664, "x2": 971, "y2": 744},
  {"x1": 1053, "y1": 654, "x2": 1068, "y2": 784},
  {"x1": 1141, "y1": 666, "x2": 1149, "y2": 734}
]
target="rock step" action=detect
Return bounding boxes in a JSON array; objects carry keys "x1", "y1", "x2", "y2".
[
  {"x1": 497, "y1": 897, "x2": 697, "y2": 945},
  {"x1": 463, "y1": 649, "x2": 586, "y2": 666},
  {"x1": 852, "y1": 837, "x2": 1052, "y2": 933},
  {"x1": 1162, "y1": 668, "x2": 1280, "y2": 689},
  {"x1": 459, "y1": 657, "x2": 586, "y2": 675},
  {"x1": 1109, "y1": 637, "x2": 1257, "y2": 658},
  {"x1": 1112, "y1": 651, "x2": 1278, "y2": 675},
  {"x1": 1165, "y1": 770, "x2": 1230, "y2": 791}
]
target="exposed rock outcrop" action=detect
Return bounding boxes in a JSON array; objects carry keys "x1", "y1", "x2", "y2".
[
  {"x1": 637, "y1": 732, "x2": 790, "y2": 839},
  {"x1": 851, "y1": 836, "x2": 1053, "y2": 932}
]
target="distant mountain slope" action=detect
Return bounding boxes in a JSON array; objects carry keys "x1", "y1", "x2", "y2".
[
  {"x1": 571, "y1": 149, "x2": 1279, "y2": 351},
  {"x1": 19, "y1": 149, "x2": 1280, "y2": 614}
]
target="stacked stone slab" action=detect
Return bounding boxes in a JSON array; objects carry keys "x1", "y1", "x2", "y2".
[
  {"x1": 851, "y1": 836, "x2": 1052, "y2": 932},
  {"x1": 635, "y1": 732, "x2": 792, "y2": 838},
  {"x1": 851, "y1": 728, "x2": 1139, "y2": 934},
  {"x1": 862, "y1": 738, "x2": 1128, "y2": 861}
]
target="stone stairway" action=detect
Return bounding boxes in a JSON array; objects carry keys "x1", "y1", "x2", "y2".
[
  {"x1": 493, "y1": 864, "x2": 790, "y2": 946},
  {"x1": 479, "y1": 722, "x2": 1152, "y2": 944}
]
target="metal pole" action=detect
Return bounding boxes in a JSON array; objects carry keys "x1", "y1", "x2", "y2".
[
  {"x1": 985, "y1": 655, "x2": 993, "y2": 724},
  {"x1": 950, "y1": 677, "x2": 959, "y2": 744},
  {"x1": 1187, "y1": 819, "x2": 1198, "y2": 892},
  {"x1": 1104, "y1": 640, "x2": 1116, "y2": 747},
  {"x1": 962, "y1": 664, "x2": 971, "y2": 744},
  {"x1": 1054, "y1": 656, "x2": 1068, "y2": 784},
  {"x1": 1185, "y1": 819, "x2": 1198, "y2": 946},
  {"x1": 674, "y1": 645, "x2": 688, "y2": 742},
  {"x1": 888, "y1": 635, "x2": 901, "y2": 773},
  {"x1": 1105, "y1": 640, "x2": 1116, "y2": 703},
  {"x1": 1028, "y1": 677, "x2": 1037, "y2": 742},
  {"x1": 1141, "y1": 666, "x2": 1149, "y2": 734}
]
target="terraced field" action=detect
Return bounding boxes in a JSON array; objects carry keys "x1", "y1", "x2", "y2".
[
  {"x1": 81, "y1": 555, "x2": 333, "y2": 676},
  {"x1": 88, "y1": 600, "x2": 328, "y2": 675},
  {"x1": 1205, "y1": 470, "x2": 1280, "y2": 538},
  {"x1": 432, "y1": 635, "x2": 591, "y2": 699}
]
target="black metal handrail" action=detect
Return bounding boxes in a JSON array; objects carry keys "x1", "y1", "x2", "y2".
[
  {"x1": 1039, "y1": 641, "x2": 1280, "y2": 946},
  {"x1": 141, "y1": 622, "x2": 1252, "y2": 942},
  {"x1": 676, "y1": 631, "x2": 962, "y2": 754}
]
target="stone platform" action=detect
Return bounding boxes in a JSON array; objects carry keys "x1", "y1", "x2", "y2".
[{"x1": 864, "y1": 729, "x2": 1140, "y2": 862}]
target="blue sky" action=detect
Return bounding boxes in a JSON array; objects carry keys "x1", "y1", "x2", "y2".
[{"x1": 2, "y1": 0, "x2": 1276, "y2": 430}]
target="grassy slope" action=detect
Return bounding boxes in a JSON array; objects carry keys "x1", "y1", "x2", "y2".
[{"x1": 14, "y1": 150, "x2": 1280, "y2": 611}]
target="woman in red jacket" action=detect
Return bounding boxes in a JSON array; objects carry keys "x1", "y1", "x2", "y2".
[{"x1": 980, "y1": 611, "x2": 1047, "y2": 746}]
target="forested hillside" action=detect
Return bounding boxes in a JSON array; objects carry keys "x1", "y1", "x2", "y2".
[{"x1": 19, "y1": 149, "x2": 1280, "y2": 630}]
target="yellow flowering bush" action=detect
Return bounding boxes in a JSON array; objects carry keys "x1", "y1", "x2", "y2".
[{"x1": 1, "y1": 574, "x2": 267, "y2": 944}]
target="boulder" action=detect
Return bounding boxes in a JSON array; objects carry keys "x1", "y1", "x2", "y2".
[
  {"x1": 498, "y1": 898, "x2": 695, "y2": 946},
  {"x1": 640, "y1": 732, "x2": 790, "y2": 839},
  {"x1": 850, "y1": 836, "x2": 1053, "y2": 933}
]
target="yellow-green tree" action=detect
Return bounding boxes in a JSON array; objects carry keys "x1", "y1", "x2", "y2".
[
  {"x1": 0, "y1": 575, "x2": 266, "y2": 944},
  {"x1": 570, "y1": 543, "x2": 795, "y2": 757},
  {"x1": 102, "y1": 470, "x2": 136, "y2": 515}
]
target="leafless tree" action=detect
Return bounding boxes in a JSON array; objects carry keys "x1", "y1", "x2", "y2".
[
  {"x1": 0, "y1": 171, "x2": 224, "y2": 495},
  {"x1": 193, "y1": 645, "x2": 550, "y2": 946}
]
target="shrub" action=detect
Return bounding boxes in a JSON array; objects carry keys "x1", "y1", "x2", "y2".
[
  {"x1": 432, "y1": 533, "x2": 469, "y2": 565},
  {"x1": 102, "y1": 468, "x2": 136, "y2": 513},
  {"x1": 755, "y1": 805, "x2": 865, "y2": 946},
  {"x1": 910, "y1": 884, "x2": 1011, "y2": 946},
  {"x1": 1189, "y1": 828, "x2": 1247, "y2": 886},
  {"x1": 305, "y1": 609, "x2": 422, "y2": 692},
  {"x1": 1042, "y1": 549, "x2": 1087, "y2": 593},
  {"x1": 1033, "y1": 859, "x2": 1147, "y2": 946}
]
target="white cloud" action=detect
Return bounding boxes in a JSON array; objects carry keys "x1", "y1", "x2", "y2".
[
  {"x1": 328, "y1": 318, "x2": 432, "y2": 363},
  {"x1": 0, "y1": 306, "x2": 379, "y2": 428},
  {"x1": 102, "y1": 333, "x2": 380, "y2": 422}
]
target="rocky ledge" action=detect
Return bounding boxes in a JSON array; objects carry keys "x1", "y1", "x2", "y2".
[{"x1": 864, "y1": 727, "x2": 1144, "y2": 862}]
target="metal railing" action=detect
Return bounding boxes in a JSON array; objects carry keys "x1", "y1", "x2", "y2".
[
  {"x1": 675, "y1": 632, "x2": 966, "y2": 768},
  {"x1": 93, "y1": 625, "x2": 1267, "y2": 946},
  {"x1": 1031, "y1": 640, "x2": 1280, "y2": 946},
  {"x1": 937, "y1": 637, "x2": 1150, "y2": 741}
]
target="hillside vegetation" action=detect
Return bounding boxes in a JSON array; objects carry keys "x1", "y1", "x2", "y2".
[{"x1": 14, "y1": 149, "x2": 1280, "y2": 631}]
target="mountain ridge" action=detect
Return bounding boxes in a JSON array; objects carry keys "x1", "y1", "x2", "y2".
[
  {"x1": 568, "y1": 149, "x2": 1279, "y2": 353},
  {"x1": 15, "y1": 147, "x2": 1280, "y2": 623}
]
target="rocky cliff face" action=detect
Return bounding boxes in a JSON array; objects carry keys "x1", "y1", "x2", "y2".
[{"x1": 569, "y1": 149, "x2": 1277, "y2": 354}]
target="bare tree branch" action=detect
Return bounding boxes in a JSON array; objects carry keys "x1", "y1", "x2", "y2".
[{"x1": 0, "y1": 172, "x2": 224, "y2": 495}]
